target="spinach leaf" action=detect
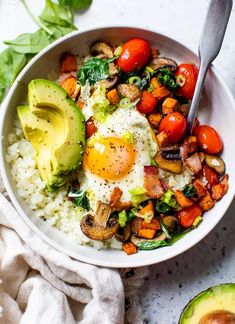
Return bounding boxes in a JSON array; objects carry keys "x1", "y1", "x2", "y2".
[
  {"x1": 155, "y1": 201, "x2": 172, "y2": 213},
  {"x1": 182, "y1": 184, "x2": 198, "y2": 199},
  {"x1": 137, "y1": 240, "x2": 169, "y2": 250},
  {"x1": 78, "y1": 56, "x2": 117, "y2": 85},
  {"x1": 46, "y1": 24, "x2": 77, "y2": 42},
  {"x1": 158, "y1": 67, "x2": 179, "y2": 92},
  {"x1": 160, "y1": 221, "x2": 171, "y2": 239},
  {"x1": 59, "y1": 0, "x2": 92, "y2": 9},
  {"x1": 4, "y1": 29, "x2": 51, "y2": 54},
  {"x1": 69, "y1": 189, "x2": 90, "y2": 211},
  {"x1": 40, "y1": 0, "x2": 76, "y2": 30}
]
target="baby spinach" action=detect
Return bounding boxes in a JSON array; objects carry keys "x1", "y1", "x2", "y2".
[
  {"x1": 137, "y1": 240, "x2": 169, "y2": 250},
  {"x1": 158, "y1": 67, "x2": 179, "y2": 92},
  {"x1": 182, "y1": 184, "x2": 198, "y2": 199},
  {"x1": 59, "y1": 0, "x2": 92, "y2": 9},
  {"x1": 78, "y1": 56, "x2": 117, "y2": 85},
  {"x1": 69, "y1": 189, "x2": 90, "y2": 211},
  {"x1": 155, "y1": 201, "x2": 172, "y2": 213}
]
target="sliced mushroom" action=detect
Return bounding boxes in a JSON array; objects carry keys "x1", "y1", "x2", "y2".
[
  {"x1": 90, "y1": 42, "x2": 114, "y2": 58},
  {"x1": 130, "y1": 217, "x2": 142, "y2": 236},
  {"x1": 109, "y1": 63, "x2": 119, "y2": 76},
  {"x1": 130, "y1": 232, "x2": 167, "y2": 245},
  {"x1": 80, "y1": 201, "x2": 119, "y2": 241},
  {"x1": 117, "y1": 84, "x2": 141, "y2": 102},
  {"x1": 204, "y1": 154, "x2": 225, "y2": 175},
  {"x1": 149, "y1": 57, "x2": 178, "y2": 72},
  {"x1": 162, "y1": 216, "x2": 177, "y2": 229},
  {"x1": 155, "y1": 147, "x2": 183, "y2": 174},
  {"x1": 99, "y1": 76, "x2": 118, "y2": 89},
  {"x1": 115, "y1": 224, "x2": 131, "y2": 243}
]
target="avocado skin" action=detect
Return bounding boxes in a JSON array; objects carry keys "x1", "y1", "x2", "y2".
[
  {"x1": 179, "y1": 283, "x2": 235, "y2": 324},
  {"x1": 18, "y1": 79, "x2": 85, "y2": 191}
]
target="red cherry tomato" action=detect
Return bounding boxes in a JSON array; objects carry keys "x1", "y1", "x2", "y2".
[
  {"x1": 195, "y1": 125, "x2": 223, "y2": 154},
  {"x1": 159, "y1": 112, "x2": 187, "y2": 143},
  {"x1": 137, "y1": 91, "x2": 158, "y2": 114},
  {"x1": 202, "y1": 164, "x2": 219, "y2": 190},
  {"x1": 175, "y1": 63, "x2": 199, "y2": 99},
  {"x1": 117, "y1": 38, "x2": 151, "y2": 73},
  {"x1": 85, "y1": 117, "x2": 97, "y2": 139},
  {"x1": 177, "y1": 204, "x2": 202, "y2": 228}
]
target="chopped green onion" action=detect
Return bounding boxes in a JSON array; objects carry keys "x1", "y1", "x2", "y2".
[
  {"x1": 145, "y1": 66, "x2": 154, "y2": 75},
  {"x1": 147, "y1": 84, "x2": 154, "y2": 92},
  {"x1": 119, "y1": 98, "x2": 131, "y2": 108},
  {"x1": 128, "y1": 76, "x2": 142, "y2": 86},
  {"x1": 114, "y1": 45, "x2": 122, "y2": 56},
  {"x1": 193, "y1": 216, "x2": 203, "y2": 228}
]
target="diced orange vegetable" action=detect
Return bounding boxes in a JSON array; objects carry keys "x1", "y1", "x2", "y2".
[
  {"x1": 60, "y1": 53, "x2": 77, "y2": 73},
  {"x1": 139, "y1": 201, "x2": 154, "y2": 218},
  {"x1": 142, "y1": 218, "x2": 161, "y2": 230},
  {"x1": 110, "y1": 187, "x2": 123, "y2": 205},
  {"x1": 188, "y1": 136, "x2": 197, "y2": 144},
  {"x1": 150, "y1": 77, "x2": 161, "y2": 89},
  {"x1": 106, "y1": 88, "x2": 120, "y2": 105},
  {"x1": 138, "y1": 228, "x2": 156, "y2": 239},
  {"x1": 156, "y1": 131, "x2": 169, "y2": 148},
  {"x1": 212, "y1": 174, "x2": 229, "y2": 201},
  {"x1": 193, "y1": 179, "x2": 207, "y2": 198},
  {"x1": 123, "y1": 242, "x2": 137, "y2": 255},
  {"x1": 151, "y1": 48, "x2": 159, "y2": 59},
  {"x1": 199, "y1": 191, "x2": 215, "y2": 211},
  {"x1": 175, "y1": 190, "x2": 194, "y2": 207},
  {"x1": 147, "y1": 112, "x2": 163, "y2": 128},
  {"x1": 60, "y1": 77, "x2": 77, "y2": 96},
  {"x1": 111, "y1": 201, "x2": 132, "y2": 212},
  {"x1": 152, "y1": 86, "x2": 171, "y2": 100},
  {"x1": 76, "y1": 101, "x2": 85, "y2": 109},
  {"x1": 162, "y1": 97, "x2": 178, "y2": 114}
]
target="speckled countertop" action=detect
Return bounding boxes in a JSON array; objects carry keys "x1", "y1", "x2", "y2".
[{"x1": 1, "y1": 0, "x2": 235, "y2": 323}]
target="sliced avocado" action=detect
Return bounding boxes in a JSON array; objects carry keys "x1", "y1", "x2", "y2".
[
  {"x1": 179, "y1": 283, "x2": 235, "y2": 324},
  {"x1": 18, "y1": 79, "x2": 85, "y2": 191}
]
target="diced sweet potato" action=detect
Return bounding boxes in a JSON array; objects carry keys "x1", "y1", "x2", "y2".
[
  {"x1": 60, "y1": 53, "x2": 77, "y2": 73},
  {"x1": 142, "y1": 218, "x2": 161, "y2": 230},
  {"x1": 175, "y1": 190, "x2": 194, "y2": 207},
  {"x1": 199, "y1": 191, "x2": 215, "y2": 211},
  {"x1": 110, "y1": 187, "x2": 123, "y2": 205},
  {"x1": 162, "y1": 97, "x2": 178, "y2": 114},
  {"x1": 156, "y1": 131, "x2": 169, "y2": 148},
  {"x1": 106, "y1": 88, "x2": 120, "y2": 105},
  {"x1": 150, "y1": 77, "x2": 161, "y2": 89},
  {"x1": 76, "y1": 101, "x2": 85, "y2": 109},
  {"x1": 139, "y1": 201, "x2": 154, "y2": 219},
  {"x1": 193, "y1": 179, "x2": 207, "y2": 198},
  {"x1": 60, "y1": 77, "x2": 77, "y2": 96},
  {"x1": 211, "y1": 174, "x2": 229, "y2": 201},
  {"x1": 138, "y1": 228, "x2": 156, "y2": 239},
  {"x1": 123, "y1": 242, "x2": 137, "y2": 255},
  {"x1": 147, "y1": 112, "x2": 163, "y2": 128},
  {"x1": 152, "y1": 86, "x2": 171, "y2": 100}
]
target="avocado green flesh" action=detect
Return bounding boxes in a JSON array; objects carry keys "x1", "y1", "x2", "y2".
[
  {"x1": 179, "y1": 284, "x2": 235, "y2": 324},
  {"x1": 18, "y1": 79, "x2": 85, "y2": 191}
]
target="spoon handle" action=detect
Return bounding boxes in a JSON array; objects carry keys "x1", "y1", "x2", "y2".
[{"x1": 187, "y1": 0, "x2": 233, "y2": 134}]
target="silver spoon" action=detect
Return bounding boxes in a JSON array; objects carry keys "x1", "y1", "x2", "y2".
[{"x1": 187, "y1": 0, "x2": 233, "y2": 134}]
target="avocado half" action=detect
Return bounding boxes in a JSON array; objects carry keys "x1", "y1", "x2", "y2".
[
  {"x1": 179, "y1": 283, "x2": 235, "y2": 324},
  {"x1": 18, "y1": 79, "x2": 85, "y2": 191}
]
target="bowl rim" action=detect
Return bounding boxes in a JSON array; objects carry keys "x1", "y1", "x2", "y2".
[{"x1": 1, "y1": 25, "x2": 235, "y2": 268}]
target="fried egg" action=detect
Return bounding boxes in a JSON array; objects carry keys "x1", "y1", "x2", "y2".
[{"x1": 79, "y1": 107, "x2": 157, "y2": 210}]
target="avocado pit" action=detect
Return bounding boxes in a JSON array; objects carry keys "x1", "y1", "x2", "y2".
[{"x1": 199, "y1": 310, "x2": 235, "y2": 324}]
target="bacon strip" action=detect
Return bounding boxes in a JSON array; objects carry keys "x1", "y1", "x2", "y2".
[{"x1": 144, "y1": 166, "x2": 164, "y2": 199}]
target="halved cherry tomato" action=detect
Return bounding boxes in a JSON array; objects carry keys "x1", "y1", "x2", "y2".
[
  {"x1": 159, "y1": 112, "x2": 186, "y2": 143},
  {"x1": 85, "y1": 117, "x2": 97, "y2": 139},
  {"x1": 137, "y1": 90, "x2": 157, "y2": 114},
  {"x1": 175, "y1": 63, "x2": 198, "y2": 99},
  {"x1": 177, "y1": 204, "x2": 202, "y2": 228},
  {"x1": 117, "y1": 38, "x2": 151, "y2": 73},
  {"x1": 202, "y1": 164, "x2": 219, "y2": 190},
  {"x1": 195, "y1": 125, "x2": 223, "y2": 154}
]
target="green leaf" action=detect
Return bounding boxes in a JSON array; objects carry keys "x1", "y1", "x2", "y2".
[
  {"x1": 155, "y1": 201, "x2": 171, "y2": 213},
  {"x1": 4, "y1": 29, "x2": 51, "y2": 54},
  {"x1": 182, "y1": 184, "x2": 198, "y2": 199},
  {"x1": 160, "y1": 221, "x2": 171, "y2": 239},
  {"x1": 46, "y1": 24, "x2": 77, "y2": 42},
  {"x1": 137, "y1": 240, "x2": 169, "y2": 250},
  {"x1": 158, "y1": 67, "x2": 179, "y2": 92},
  {"x1": 40, "y1": 0, "x2": 76, "y2": 29},
  {"x1": 69, "y1": 189, "x2": 90, "y2": 211},
  {"x1": 78, "y1": 56, "x2": 117, "y2": 85},
  {"x1": 161, "y1": 189, "x2": 179, "y2": 209},
  {"x1": 58, "y1": 0, "x2": 92, "y2": 9}
]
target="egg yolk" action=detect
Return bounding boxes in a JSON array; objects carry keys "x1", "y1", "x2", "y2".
[{"x1": 84, "y1": 137, "x2": 136, "y2": 180}]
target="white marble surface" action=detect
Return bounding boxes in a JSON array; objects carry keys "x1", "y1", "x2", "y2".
[{"x1": 1, "y1": 0, "x2": 235, "y2": 323}]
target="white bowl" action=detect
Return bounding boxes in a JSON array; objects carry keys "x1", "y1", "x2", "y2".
[{"x1": 1, "y1": 26, "x2": 235, "y2": 268}]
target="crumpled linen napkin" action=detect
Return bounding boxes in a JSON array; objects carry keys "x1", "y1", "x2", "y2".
[{"x1": 0, "y1": 192, "x2": 148, "y2": 324}]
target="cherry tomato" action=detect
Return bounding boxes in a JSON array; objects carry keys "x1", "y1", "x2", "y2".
[
  {"x1": 177, "y1": 204, "x2": 202, "y2": 228},
  {"x1": 117, "y1": 38, "x2": 151, "y2": 73},
  {"x1": 85, "y1": 117, "x2": 97, "y2": 139},
  {"x1": 137, "y1": 91, "x2": 158, "y2": 114},
  {"x1": 195, "y1": 125, "x2": 223, "y2": 154},
  {"x1": 175, "y1": 63, "x2": 199, "y2": 99},
  {"x1": 202, "y1": 164, "x2": 219, "y2": 190},
  {"x1": 159, "y1": 112, "x2": 187, "y2": 143}
]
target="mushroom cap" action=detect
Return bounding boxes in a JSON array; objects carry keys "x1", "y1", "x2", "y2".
[
  {"x1": 117, "y1": 84, "x2": 141, "y2": 102},
  {"x1": 90, "y1": 42, "x2": 114, "y2": 58},
  {"x1": 149, "y1": 57, "x2": 178, "y2": 72}
]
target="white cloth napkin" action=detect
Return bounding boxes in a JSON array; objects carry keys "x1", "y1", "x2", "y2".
[{"x1": 0, "y1": 190, "x2": 148, "y2": 324}]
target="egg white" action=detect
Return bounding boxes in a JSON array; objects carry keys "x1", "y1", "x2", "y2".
[{"x1": 79, "y1": 107, "x2": 158, "y2": 210}]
